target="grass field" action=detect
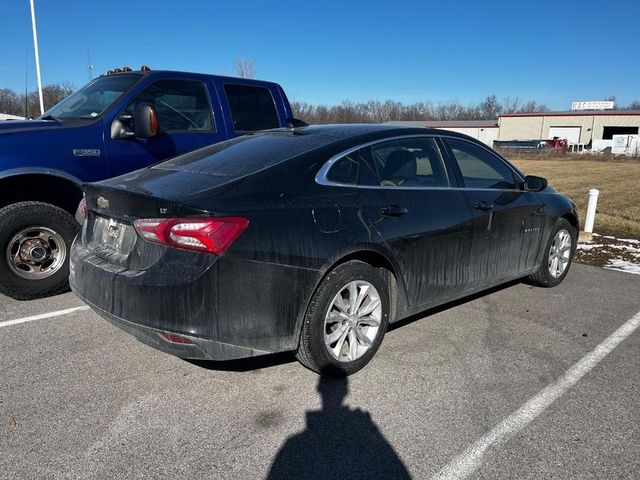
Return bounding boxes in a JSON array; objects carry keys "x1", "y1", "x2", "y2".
[{"x1": 503, "y1": 152, "x2": 640, "y2": 239}]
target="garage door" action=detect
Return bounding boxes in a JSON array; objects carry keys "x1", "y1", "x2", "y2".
[{"x1": 548, "y1": 126, "x2": 581, "y2": 143}]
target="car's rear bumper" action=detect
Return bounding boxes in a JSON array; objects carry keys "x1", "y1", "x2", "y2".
[
  {"x1": 70, "y1": 237, "x2": 322, "y2": 360},
  {"x1": 70, "y1": 238, "x2": 220, "y2": 338},
  {"x1": 74, "y1": 290, "x2": 270, "y2": 360}
]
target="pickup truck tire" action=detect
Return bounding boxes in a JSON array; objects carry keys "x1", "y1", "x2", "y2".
[{"x1": 0, "y1": 202, "x2": 80, "y2": 300}]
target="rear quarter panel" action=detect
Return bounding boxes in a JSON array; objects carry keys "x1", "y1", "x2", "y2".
[{"x1": 181, "y1": 143, "x2": 405, "y2": 350}]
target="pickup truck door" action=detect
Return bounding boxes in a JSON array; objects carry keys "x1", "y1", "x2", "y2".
[{"x1": 106, "y1": 78, "x2": 227, "y2": 177}]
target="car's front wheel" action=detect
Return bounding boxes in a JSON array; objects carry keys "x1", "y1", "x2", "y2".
[
  {"x1": 0, "y1": 201, "x2": 80, "y2": 300},
  {"x1": 527, "y1": 217, "x2": 577, "y2": 288},
  {"x1": 296, "y1": 260, "x2": 391, "y2": 376}
]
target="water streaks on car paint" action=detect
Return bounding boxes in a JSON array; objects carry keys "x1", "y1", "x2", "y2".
[{"x1": 70, "y1": 125, "x2": 578, "y2": 373}]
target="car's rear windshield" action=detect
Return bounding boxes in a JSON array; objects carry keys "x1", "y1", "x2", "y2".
[{"x1": 154, "y1": 133, "x2": 331, "y2": 176}]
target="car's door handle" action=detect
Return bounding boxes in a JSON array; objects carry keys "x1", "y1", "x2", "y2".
[
  {"x1": 380, "y1": 206, "x2": 409, "y2": 217},
  {"x1": 474, "y1": 201, "x2": 493, "y2": 211}
]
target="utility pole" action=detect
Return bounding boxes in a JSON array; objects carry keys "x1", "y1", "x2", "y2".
[
  {"x1": 87, "y1": 49, "x2": 94, "y2": 81},
  {"x1": 29, "y1": 0, "x2": 45, "y2": 115}
]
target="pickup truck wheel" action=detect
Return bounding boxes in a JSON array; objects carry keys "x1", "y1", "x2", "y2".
[{"x1": 0, "y1": 202, "x2": 80, "y2": 300}]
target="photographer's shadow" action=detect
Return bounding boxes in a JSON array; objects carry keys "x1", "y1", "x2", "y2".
[{"x1": 267, "y1": 376, "x2": 411, "y2": 479}]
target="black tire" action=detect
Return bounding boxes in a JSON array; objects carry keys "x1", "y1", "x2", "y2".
[
  {"x1": 0, "y1": 201, "x2": 80, "y2": 300},
  {"x1": 526, "y1": 218, "x2": 577, "y2": 288},
  {"x1": 296, "y1": 260, "x2": 391, "y2": 377}
]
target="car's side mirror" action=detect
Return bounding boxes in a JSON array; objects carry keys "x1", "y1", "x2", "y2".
[
  {"x1": 133, "y1": 103, "x2": 160, "y2": 139},
  {"x1": 524, "y1": 175, "x2": 547, "y2": 191}
]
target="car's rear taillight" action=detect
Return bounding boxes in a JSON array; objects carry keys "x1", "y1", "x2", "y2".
[{"x1": 133, "y1": 217, "x2": 248, "y2": 255}]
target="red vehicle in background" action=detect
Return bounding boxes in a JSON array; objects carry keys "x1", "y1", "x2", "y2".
[
  {"x1": 545, "y1": 137, "x2": 568, "y2": 151},
  {"x1": 494, "y1": 137, "x2": 568, "y2": 151}
]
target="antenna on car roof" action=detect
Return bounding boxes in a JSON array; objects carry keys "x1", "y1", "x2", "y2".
[{"x1": 285, "y1": 117, "x2": 308, "y2": 129}]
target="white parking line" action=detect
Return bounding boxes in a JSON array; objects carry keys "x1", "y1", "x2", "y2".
[
  {"x1": 0, "y1": 306, "x2": 90, "y2": 328},
  {"x1": 432, "y1": 309, "x2": 640, "y2": 480}
]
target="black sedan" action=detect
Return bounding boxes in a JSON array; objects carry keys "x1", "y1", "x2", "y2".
[{"x1": 70, "y1": 125, "x2": 578, "y2": 376}]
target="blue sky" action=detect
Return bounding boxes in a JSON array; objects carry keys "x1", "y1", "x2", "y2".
[{"x1": 1, "y1": 0, "x2": 639, "y2": 109}]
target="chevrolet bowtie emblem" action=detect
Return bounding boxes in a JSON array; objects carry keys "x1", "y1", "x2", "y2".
[{"x1": 97, "y1": 196, "x2": 109, "y2": 209}]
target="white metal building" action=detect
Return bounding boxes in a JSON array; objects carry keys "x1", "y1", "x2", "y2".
[
  {"x1": 387, "y1": 111, "x2": 640, "y2": 153},
  {"x1": 497, "y1": 110, "x2": 640, "y2": 145}
]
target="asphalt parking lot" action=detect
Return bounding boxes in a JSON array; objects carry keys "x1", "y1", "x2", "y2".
[{"x1": 1, "y1": 264, "x2": 639, "y2": 479}]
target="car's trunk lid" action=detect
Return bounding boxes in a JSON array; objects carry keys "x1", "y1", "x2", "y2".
[{"x1": 82, "y1": 169, "x2": 234, "y2": 270}]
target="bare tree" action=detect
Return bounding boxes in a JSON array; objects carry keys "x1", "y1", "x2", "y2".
[
  {"x1": 501, "y1": 96, "x2": 521, "y2": 114},
  {"x1": 234, "y1": 58, "x2": 255, "y2": 79},
  {"x1": 625, "y1": 100, "x2": 640, "y2": 110},
  {"x1": 281, "y1": 95, "x2": 550, "y2": 124},
  {"x1": 478, "y1": 94, "x2": 501, "y2": 119},
  {"x1": 0, "y1": 82, "x2": 75, "y2": 117},
  {"x1": 0, "y1": 88, "x2": 22, "y2": 115},
  {"x1": 605, "y1": 95, "x2": 617, "y2": 109},
  {"x1": 518, "y1": 101, "x2": 549, "y2": 113}
]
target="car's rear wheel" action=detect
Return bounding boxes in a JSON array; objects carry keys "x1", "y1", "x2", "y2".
[
  {"x1": 296, "y1": 260, "x2": 391, "y2": 376},
  {"x1": 527, "y1": 218, "x2": 576, "y2": 288},
  {"x1": 0, "y1": 202, "x2": 80, "y2": 300}
]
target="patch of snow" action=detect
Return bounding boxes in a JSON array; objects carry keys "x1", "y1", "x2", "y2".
[
  {"x1": 602, "y1": 235, "x2": 616, "y2": 239},
  {"x1": 577, "y1": 244, "x2": 604, "y2": 250},
  {"x1": 604, "y1": 259, "x2": 640, "y2": 275},
  {"x1": 599, "y1": 245, "x2": 640, "y2": 253},
  {"x1": 620, "y1": 238, "x2": 640, "y2": 244}
]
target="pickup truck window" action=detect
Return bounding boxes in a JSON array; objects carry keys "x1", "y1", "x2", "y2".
[
  {"x1": 126, "y1": 79, "x2": 214, "y2": 132},
  {"x1": 42, "y1": 74, "x2": 142, "y2": 120},
  {"x1": 224, "y1": 84, "x2": 279, "y2": 132}
]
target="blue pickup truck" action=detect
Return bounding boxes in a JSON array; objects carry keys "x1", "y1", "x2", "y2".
[{"x1": 0, "y1": 68, "x2": 295, "y2": 299}]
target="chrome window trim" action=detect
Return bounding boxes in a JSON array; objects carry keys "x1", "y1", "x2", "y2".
[
  {"x1": 316, "y1": 134, "x2": 453, "y2": 191},
  {"x1": 316, "y1": 133, "x2": 526, "y2": 192}
]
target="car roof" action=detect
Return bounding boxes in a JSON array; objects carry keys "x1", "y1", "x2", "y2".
[
  {"x1": 153, "y1": 123, "x2": 490, "y2": 179},
  {"x1": 260, "y1": 123, "x2": 484, "y2": 144}
]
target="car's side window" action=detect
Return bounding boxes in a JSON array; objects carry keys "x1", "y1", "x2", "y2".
[
  {"x1": 326, "y1": 152, "x2": 359, "y2": 184},
  {"x1": 446, "y1": 138, "x2": 517, "y2": 189},
  {"x1": 126, "y1": 79, "x2": 214, "y2": 132},
  {"x1": 359, "y1": 137, "x2": 449, "y2": 187},
  {"x1": 224, "y1": 84, "x2": 280, "y2": 132}
]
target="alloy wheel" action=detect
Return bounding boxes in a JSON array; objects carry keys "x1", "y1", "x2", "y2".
[
  {"x1": 548, "y1": 228, "x2": 572, "y2": 278},
  {"x1": 324, "y1": 280, "x2": 382, "y2": 362}
]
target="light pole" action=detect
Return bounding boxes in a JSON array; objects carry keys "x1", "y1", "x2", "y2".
[{"x1": 29, "y1": 0, "x2": 45, "y2": 115}]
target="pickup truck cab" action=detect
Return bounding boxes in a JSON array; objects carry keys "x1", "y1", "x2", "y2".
[{"x1": 0, "y1": 68, "x2": 294, "y2": 299}]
